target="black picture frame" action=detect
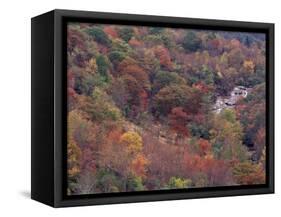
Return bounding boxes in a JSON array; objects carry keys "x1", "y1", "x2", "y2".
[{"x1": 31, "y1": 9, "x2": 274, "y2": 207}]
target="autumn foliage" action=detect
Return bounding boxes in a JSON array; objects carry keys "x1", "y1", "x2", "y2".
[{"x1": 66, "y1": 22, "x2": 266, "y2": 195}]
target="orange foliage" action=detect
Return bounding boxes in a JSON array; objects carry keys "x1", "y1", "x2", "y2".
[
  {"x1": 66, "y1": 23, "x2": 267, "y2": 193},
  {"x1": 122, "y1": 65, "x2": 148, "y2": 83},
  {"x1": 130, "y1": 154, "x2": 149, "y2": 178},
  {"x1": 117, "y1": 57, "x2": 138, "y2": 72},
  {"x1": 107, "y1": 129, "x2": 123, "y2": 142}
]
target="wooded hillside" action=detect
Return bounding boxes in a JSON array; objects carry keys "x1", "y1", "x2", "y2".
[{"x1": 67, "y1": 23, "x2": 266, "y2": 195}]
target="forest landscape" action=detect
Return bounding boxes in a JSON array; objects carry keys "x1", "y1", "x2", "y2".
[{"x1": 67, "y1": 22, "x2": 266, "y2": 195}]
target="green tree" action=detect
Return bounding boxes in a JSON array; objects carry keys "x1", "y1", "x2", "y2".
[
  {"x1": 167, "y1": 177, "x2": 192, "y2": 189},
  {"x1": 96, "y1": 169, "x2": 121, "y2": 193},
  {"x1": 153, "y1": 84, "x2": 193, "y2": 116},
  {"x1": 108, "y1": 50, "x2": 126, "y2": 67},
  {"x1": 152, "y1": 71, "x2": 186, "y2": 94},
  {"x1": 68, "y1": 110, "x2": 95, "y2": 148},
  {"x1": 237, "y1": 83, "x2": 266, "y2": 160},
  {"x1": 74, "y1": 71, "x2": 95, "y2": 95},
  {"x1": 127, "y1": 175, "x2": 145, "y2": 191},
  {"x1": 183, "y1": 31, "x2": 202, "y2": 52},
  {"x1": 119, "y1": 27, "x2": 134, "y2": 42},
  {"x1": 96, "y1": 55, "x2": 110, "y2": 81},
  {"x1": 210, "y1": 109, "x2": 247, "y2": 161},
  {"x1": 91, "y1": 88, "x2": 121, "y2": 121},
  {"x1": 67, "y1": 111, "x2": 85, "y2": 181},
  {"x1": 87, "y1": 27, "x2": 111, "y2": 46},
  {"x1": 149, "y1": 27, "x2": 163, "y2": 34}
]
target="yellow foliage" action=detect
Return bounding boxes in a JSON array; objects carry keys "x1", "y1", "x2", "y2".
[
  {"x1": 68, "y1": 166, "x2": 80, "y2": 177},
  {"x1": 233, "y1": 162, "x2": 265, "y2": 185},
  {"x1": 86, "y1": 57, "x2": 97, "y2": 73},
  {"x1": 243, "y1": 60, "x2": 255, "y2": 73},
  {"x1": 120, "y1": 131, "x2": 143, "y2": 154},
  {"x1": 168, "y1": 177, "x2": 192, "y2": 189},
  {"x1": 67, "y1": 142, "x2": 82, "y2": 177},
  {"x1": 204, "y1": 153, "x2": 214, "y2": 160},
  {"x1": 219, "y1": 52, "x2": 228, "y2": 65}
]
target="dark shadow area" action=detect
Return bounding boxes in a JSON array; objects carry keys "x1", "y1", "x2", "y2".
[{"x1": 19, "y1": 191, "x2": 31, "y2": 199}]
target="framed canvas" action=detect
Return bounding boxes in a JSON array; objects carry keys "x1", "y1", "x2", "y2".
[{"x1": 31, "y1": 9, "x2": 274, "y2": 207}]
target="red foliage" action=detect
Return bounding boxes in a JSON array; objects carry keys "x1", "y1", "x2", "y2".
[
  {"x1": 120, "y1": 74, "x2": 149, "y2": 115},
  {"x1": 121, "y1": 74, "x2": 142, "y2": 96},
  {"x1": 139, "y1": 90, "x2": 149, "y2": 112},
  {"x1": 255, "y1": 127, "x2": 266, "y2": 157},
  {"x1": 192, "y1": 81, "x2": 210, "y2": 93},
  {"x1": 121, "y1": 65, "x2": 149, "y2": 94},
  {"x1": 255, "y1": 128, "x2": 265, "y2": 147},
  {"x1": 142, "y1": 131, "x2": 186, "y2": 184},
  {"x1": 81, "y1": 147, "x2": 96, "y2": 173},
  {"x1": 209, "y1": 38, "x2": 220, "y2": 49},
  {"x1": 235, "y1": 104, "x2": 247, "y2": 120},
  {"x1": 198, "y1": 139, "x2": 212, "y2": 156},
  {"x1": 183, "y1": 151, "x2": 231, "y2": 185},
  {"x1": 103, "y1": 26, "x2": 118, "y2": 38},
  {"x1": 186, "y1": 89, "x2": 204, "y2": 114},
  {"x1": 122, "y1": 65, "x2": 148, "y2": 83},
  {"x1": 192, "y1": 113, "x2": 205, "y2": 125},
  {"x1": 154, "y1": 46, "x2": 173, "y2": 70},
  {"x1": 168, "y1": 107, "x2": 189, "y2": 137},
  {"x1": 67, "y1": 70, "x2": 75, "y2": 89},
  {"x1": 66, "y1": 24, "x2": 267, "y2": 192},
  {"x1": 67, "y1": 87, "x2": 78, "y2": 111},
  {"x1": 68, "y1": 87, "x2": 76, "y2": 98},
  {"x1": 128, "y1": 38, "x2": 143, "y2": 47},
  {"x1": 97, "y1": 44, "x2": 109, "y2": 55},
  {"x1": 183, "y1": 152, "x2": 201, "y2": 175}
]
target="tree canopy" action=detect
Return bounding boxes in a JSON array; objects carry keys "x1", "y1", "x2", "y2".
[{"x1": 66, "y1": 23, "x2": 266, "y2": 195}]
